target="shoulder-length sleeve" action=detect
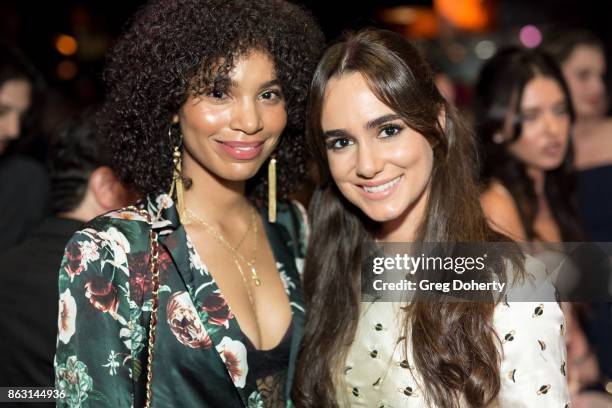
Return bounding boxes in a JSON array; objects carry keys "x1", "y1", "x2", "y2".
[
  {"x1": 55, "y1": 225, "x2": 136, "y2": 407},
  {"x1": 494, "y1": 258, "x2": 570, "y2": 407}
]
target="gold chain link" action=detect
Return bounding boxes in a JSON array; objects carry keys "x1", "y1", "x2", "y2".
[{"x1": 123, "y1": 206, "x2": 160, "y2": 408}]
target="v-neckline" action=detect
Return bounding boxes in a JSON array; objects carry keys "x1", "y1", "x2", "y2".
[{"x1": 183, "y1": 213, "x2": 294, "y2": 352}]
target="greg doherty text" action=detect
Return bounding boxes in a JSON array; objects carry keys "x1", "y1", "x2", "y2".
[{"x1": 372, "y1": 279, "x2": 506, "y2": 293}]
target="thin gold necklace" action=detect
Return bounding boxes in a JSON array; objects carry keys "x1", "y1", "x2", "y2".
[
  {"x1": 185, "y1": 207, "x2": 264, "y2": 348},
  {"x1": 185, "y1": 207, "x2": 262, "y2": 287}
]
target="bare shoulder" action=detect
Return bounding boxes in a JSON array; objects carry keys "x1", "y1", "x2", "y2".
[
  {"x1": 480, "y1": 181, "x2": 527, "y2": 242},
  {"x1": 480, "y1": 181, "x2": 518, "y2": 217}
]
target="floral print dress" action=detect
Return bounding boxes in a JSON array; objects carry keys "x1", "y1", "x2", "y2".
[{"x1": 54, "y1": 193, "x2": 307, "y2": 408}]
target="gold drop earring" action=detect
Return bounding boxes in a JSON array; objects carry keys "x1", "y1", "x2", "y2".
[{"x1": 268, "y1": 155, "x2": 276, "y2": 223}]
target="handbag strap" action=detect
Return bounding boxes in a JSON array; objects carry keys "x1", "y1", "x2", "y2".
[
  {"x1": 124, "y1": 206, "x2": 160, "y2": 408},
  {"x1": 145, "y1": 227, "x2": 160, "y2": 408}
]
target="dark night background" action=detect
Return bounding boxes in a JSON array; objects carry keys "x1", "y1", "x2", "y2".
[{"x1": 1, "y1": 0, "x2": 611, "y2": 143}]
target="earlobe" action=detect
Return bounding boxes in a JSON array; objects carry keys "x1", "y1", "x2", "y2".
[
  {"x1": 90, "y1": 166, "x2": 121, "y2": 211},
  {"x1": 430, "y1": 108, "x2": 446, "y2": 149},
  {"x1": 437, "y1": 108, "x2": 447, "y2": 132}
]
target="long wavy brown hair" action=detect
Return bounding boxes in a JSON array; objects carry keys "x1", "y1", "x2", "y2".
[{"x1": 294, "y1": 29, "x2": 522, "y2": 408}]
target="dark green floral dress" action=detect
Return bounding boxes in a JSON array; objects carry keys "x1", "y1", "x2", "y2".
[{"x1": 54, "y1": 193, "x2": 307, "y2": 407}]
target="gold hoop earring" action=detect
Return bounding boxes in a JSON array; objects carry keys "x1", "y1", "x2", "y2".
[{"x1": 268, "y1": 156, "x2": 277, "y2": 223}]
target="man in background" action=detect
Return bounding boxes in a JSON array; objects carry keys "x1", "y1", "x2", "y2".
[{"x1": 0, "y1": 114, "x2": 137, "y2": 397}]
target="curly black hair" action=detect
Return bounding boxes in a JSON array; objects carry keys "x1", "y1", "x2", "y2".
[{"x1": 98, "y1": 0, "x2": 324, "y2": 199}]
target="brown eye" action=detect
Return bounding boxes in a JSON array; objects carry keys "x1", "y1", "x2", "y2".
[
  {"x1": 260, "y1": 90, "x2": 281, "y2": 100},
  {"x1": 553, "y1": 105, "x2": 568, "y2": 116},
  {"x1": 327, "y1": 137, "x2": 354, "y2": 150},
  {"x1": 208, "y1": 90, "x2": 227, "y2": 100},
  {"x1": 380, "y1": 124, "x2": 403, "y2": 138},
  {"x1": 521, "y1": 111, "x2": 538, "y2": 122},
  {"x1": 577, "y1": 70, "x2": 590, "y2": 81}
]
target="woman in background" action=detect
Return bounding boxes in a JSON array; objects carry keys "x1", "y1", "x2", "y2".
[
  {"x1": 475, "y1": 47, "x2": 611, "y2": 406},
  {"x1": 544, "y1": 30, "x2": 612, "y2": 402},
  {"x1": 0, "y1": 44, "x2": 48, "y2": 252},
  {"x1": 544, "y1": 30, "x2": 612, "y2": 242},
  {"x1": 475, "y1": 48, "x2": 583, "y2": 243},
  {"x1": 295, "y1": 29, "x2": 568, "y2": 407}
]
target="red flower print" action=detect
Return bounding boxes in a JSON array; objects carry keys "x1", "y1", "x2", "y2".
[
  {"x1": 84, "y1": 276, "x2": 120, "y2": 319},
  {"x1": 64, "y1": 242, "x2": 84, "y2": 282},
  {"x1": 166, "y1": 292, "x2": 212, "y2": 349},
  {"x1": 129, "y1": 269, "x2": 152, "y2": 301},
  {"x1": 201, "y1": 293, "x2": 234, "y2": 328},
  {"x1": 127, "y1": 253, "x2": 152, "y2": 300}
]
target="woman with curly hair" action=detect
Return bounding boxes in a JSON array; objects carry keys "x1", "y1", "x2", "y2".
[{"x1": 54, "y1": 0, "x2": 323, "y2": 407}]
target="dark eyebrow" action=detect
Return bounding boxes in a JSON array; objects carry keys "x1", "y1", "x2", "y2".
[
  {"x1": 322, "y1": 129, "x2": 350, "y2": 139},
  {"x1": 365, "y1": 114, "x2": 403, "y2": 130},
  {"x1": 259, "y1": 79, "x2": 281, "y2": 89},
  {"x1": 227, "y1": 79, "x2": 281, "y2": 89}
]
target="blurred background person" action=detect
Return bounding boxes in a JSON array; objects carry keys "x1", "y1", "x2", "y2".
[
  {"x1": 0, "y1": 113, "x2": 136, "y2": 394},
  {"x1": 476, "y1": 47, "x2": 583, "y2": 243},
  {"x1": 544, "y1": 30, "x2": 612, "y2": 242},
  {"x1": 0, "y1": 44, "x2": 49, "y2": 253},
  {"x1": 475, "y1": 47, "x2": 611, "y2": 406},
  {"x1": 544, "y1": 29, "x2": 612, "y2": 406}
]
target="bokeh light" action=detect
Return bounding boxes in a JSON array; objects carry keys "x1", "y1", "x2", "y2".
[
  {"x1": 475, "y1": 40, "x2": 497, "y2": 60},
  {"x1": 55, "y1": 34, "x2": 78, "y2": 56},
  {"x1": 519, "y1": 25, "x2": 542, "y2": 48},
  {"x1": 57, "y1": 60, "x2": 78, "y2": 80}
]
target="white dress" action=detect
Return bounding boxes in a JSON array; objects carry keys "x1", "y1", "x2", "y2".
[{"x1": 337, "y1": 257, "x2": 570, "y2": 407}]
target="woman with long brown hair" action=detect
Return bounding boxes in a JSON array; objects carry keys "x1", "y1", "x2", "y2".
[
  {"x1": 476, "y1": 47, "x2": 585, "y2": 244},
  {"x1": 294, "y1": 29, "x2": 569, "y2": 407}
]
